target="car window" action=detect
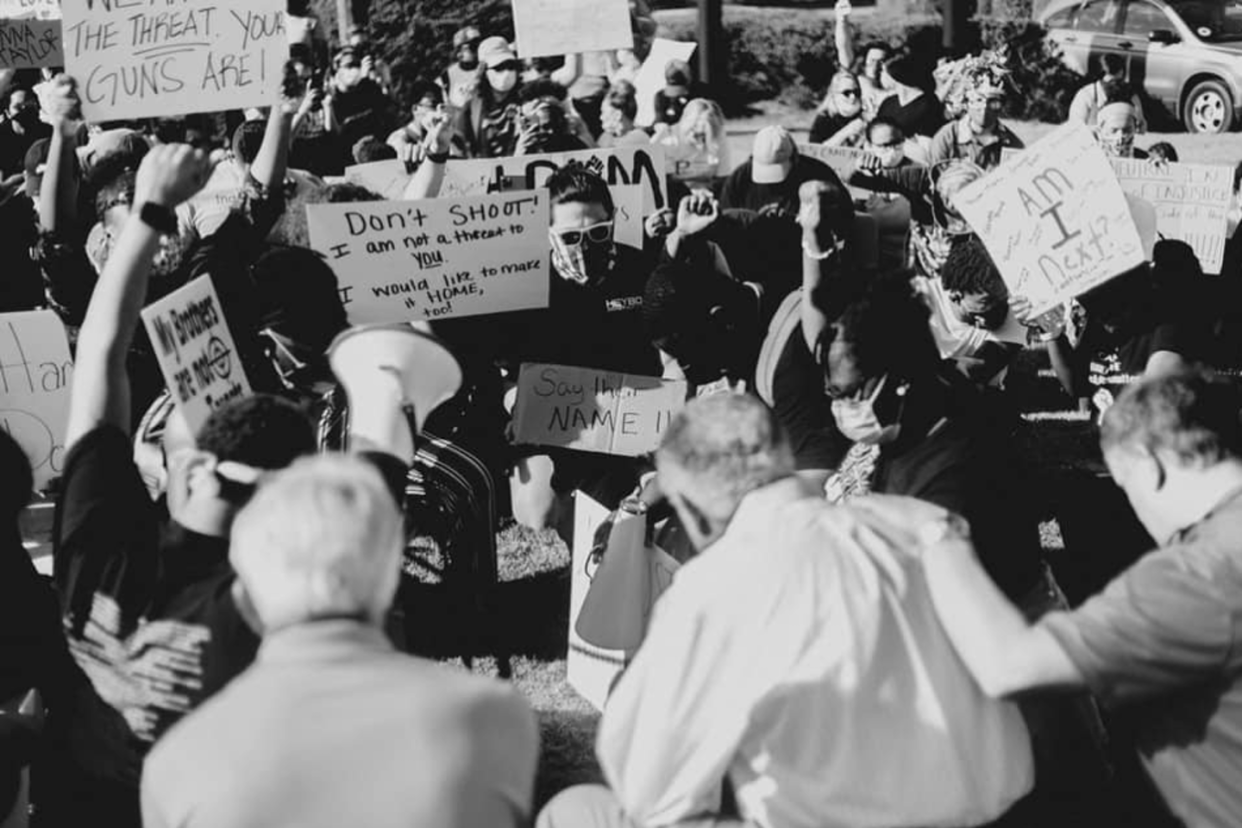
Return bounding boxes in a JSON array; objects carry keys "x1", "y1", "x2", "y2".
[
  {"x1": 1124, "y1": 0, "x2": 1173, "y2": 33},
  {"x1": 1078, "y1": 0, "x2": 1123, "y2": 31},
  {"x1": 1171, "y1": 0, "x2": 1242, "y2": 40},
  {"x1": 1046, "y1": 2, "x2": 1079, "y2": 26}
]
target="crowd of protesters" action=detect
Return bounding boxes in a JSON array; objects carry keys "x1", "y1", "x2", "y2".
[{"x1": 1, "y1": 0, "x2": 1242, "y2": 826}]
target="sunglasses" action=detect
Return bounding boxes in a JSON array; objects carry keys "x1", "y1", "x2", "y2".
[
  {"x1": 488, "y1": 61, "x2": 521, "y2": 72},
  {"x1": 554, "y1": 221, "x2": 614, "y2": 246},
  {"x1": 837, "y1": 88, "x2": 860, "y2": 97}
]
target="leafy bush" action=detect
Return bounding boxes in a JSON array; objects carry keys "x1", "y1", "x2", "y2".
[{"x1": 981, "y1": 20, "x2": 1082, "y2": 122}]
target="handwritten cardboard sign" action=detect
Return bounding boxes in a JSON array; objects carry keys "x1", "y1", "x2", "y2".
[
  {"x1": 344, "y1": 159, "x2": 411, "y2": 201},
  {"x1": 513, "y1": 363, "x2": 687, "y2": 456},
  {"x1": 62, "y1": 0, "x2": 287, "y2": 121},
  {"x1": 141, "y1": 275, "x2": 252, "y2": 433},
  {"x1": 0, "y1": 17, "x2": 62, "y2": 67},
  {"x1": 634, "y1": 37, "x2": 696, "y2": 127},
  {"x1": 440, "y1": 144, "x2": 669, "y2": 215},
  {"x1": 797, "y1": 143, "x2": 864, "y2": 180},
  {"x1": 512, "y1": 0, "x2": 632, "y2": 59},
  {"x1": 0, "y1": 311, "x2": 73, "y2": 491},
  {"x1": 953, "y1": 122, "x2": 1145, "y2": 316},
  {"x1": 306, "y1": 192, "x2": 550, "y2": 325},
  {"x1": 1110, "y1": 158, "x2": 1232, "y2": 274}
]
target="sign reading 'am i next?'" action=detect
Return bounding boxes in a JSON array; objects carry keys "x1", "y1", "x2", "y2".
[
  {"x1": 141, "y1": 275, "x2": 252, "y2": 433},
  {"x1": 305, "y1": 192, "x2": 550, "y2": 325}
]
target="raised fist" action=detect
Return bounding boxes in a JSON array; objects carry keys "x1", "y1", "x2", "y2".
[{"x1": 134, "y1": 144, "x2": 214, "y2": 208}]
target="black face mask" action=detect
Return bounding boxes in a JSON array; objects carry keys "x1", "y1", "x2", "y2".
[{"x1": 12, "y1": 109, "x2": 39, "y2": 130}]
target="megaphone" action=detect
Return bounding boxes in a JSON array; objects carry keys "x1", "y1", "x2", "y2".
[{"x1": 327, "y1": 323, "x2": 462, "y2": 461}]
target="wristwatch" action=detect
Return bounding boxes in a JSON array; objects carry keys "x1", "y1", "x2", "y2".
[
  {"x1": 137, "y1": 202, "x2": 177, "y2": 235},
  {"x1": 917, "y1": 512, "x2": 972, "y2": 547}
]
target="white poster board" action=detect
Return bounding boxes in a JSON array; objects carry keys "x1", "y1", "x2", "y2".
[
  {"x1": 0, "y1": 311, "x2": 73, "y2": 491},
  {"x1": 513, "y1": 363, "x2": 686, "y2": 456},
  {"x1": 953, "y1": 122, "x2": 1145, "y2": 316},
  {"x1": 440, "y1": 144, "x2": 669, "y2": 215},
  {"x1": 797, "y1": 143, "x2": 864, "y2": 181},
  {"x1": 568, "y1": 492, "x2": 678, "y2": 711},
  {"x1": 1110, "y1": 158, "x2": 1233, "y2": 274},
  {"x1": 0, "y1": 17, "x2": 62, "y2": 67},
  {"x1": 0, "y1": 0, "x2": 60, "y2": 18},
  {"x1": 62, "y1": 0, "x2": 287, "y2": 121},
  {"x1": 512, "y1": 0, "x2": 633, "y2": 59},
  {"x1": 634, "y1": 38, "x2": 696, "y2": 127},
  {"x1": 344, "y1": 159, "x2": 411, "y2": 201},
  {"x1": 140, "y1": 275, "x2": 252, "y2": 433},
  {"x1": 306, "y1": 192, "x2": 550, "y2": 324}
]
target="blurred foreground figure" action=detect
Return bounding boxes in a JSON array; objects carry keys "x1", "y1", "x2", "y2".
[{"x1": 539, "y1": 393, "x2": 1033, "y2": 828}]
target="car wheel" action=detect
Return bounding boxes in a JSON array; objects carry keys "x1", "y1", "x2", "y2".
[{"x1": 1183, "y1": 79, "x2": 1234, "y2": 134}]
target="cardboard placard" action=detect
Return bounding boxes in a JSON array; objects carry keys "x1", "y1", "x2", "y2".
[
  {"x1": 609, "y1": 184, "x2": 643, "y2": 250},
  {"x1": 1110, "y1": 158, "x2": 1233, "y2": 274},
  {"x1": 513, "y1": 363, "x2": 687, "y2": 456},
  {"x1": 344, "y1": 159, "x2": 411, "y2": 201},
  {"x1": 0, "y1": 0, "x2": 60, "y2": 19},
  {"x1": 0, "y1": 17, "x2": 62, "y2": 67},
  {"x1": 440, "y1": 144, "x2": 669, "y2": 215},
  {"x1": 512, "y1": 0, "x2": 632, "y2": 60},
  {"x1": 0, "y1": 311, "x2": 73, "y2": 491},
  {"x1": 306, "y1": 192, "x2": 550, "y2": 325},
  {"x1": 568, "y1": 492, "x2": 678, "y2": 711},
  {"x1": 797, "y1": 143, "x2": 865, "y2": 181},
  {"x1": 62, "y1": 0, "x2": 287, "y2": 121},
  {"x1": 140, "y1": 275, "x2": 252, "y2": 433},
  {"x1": 634, "y1": 38, "x2": 696, "y2": 127},
  {"x1": 953, "y1": 122, "x2": 1145, "y2": 316}
]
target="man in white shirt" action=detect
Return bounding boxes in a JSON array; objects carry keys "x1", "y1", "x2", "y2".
[{"x1": 537, "y1": 393, "x2": 1034, "y2": 828}]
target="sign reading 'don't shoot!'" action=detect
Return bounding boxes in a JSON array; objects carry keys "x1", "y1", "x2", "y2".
[
  {"x1": 305, "y1": 192, "x2": 550, "y2": 325},
  {"x1": 141, "y1": 275, "x2": 252, "y2": 434},
  {"x1": 62, "y1": 0, "x2": 287, "y2": 122},
  {"x1": 952, "y1": 122, "x2": 1145, "y2": 317}
]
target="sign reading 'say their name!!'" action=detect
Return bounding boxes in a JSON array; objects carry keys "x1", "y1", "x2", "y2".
[
  {"x1": 141, "y1": 275, "x2": 252, "y2": 433},
  {"x1": 952, "y1": 122, "x2": 1145, "y2": 317},
  {"x1": 61, "y1": 0, "x2": 287, "y2": 121},
  {"x1": 306, "y1": 192, "x2": 550, "y2": 325},
  {"x1": 513, "y1": 363, "x2": 687, "y2": 457}
]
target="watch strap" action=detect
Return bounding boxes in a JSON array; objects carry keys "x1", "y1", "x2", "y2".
[{"x1": 137, "y1": 202, "x2": 177, "y2": 235}]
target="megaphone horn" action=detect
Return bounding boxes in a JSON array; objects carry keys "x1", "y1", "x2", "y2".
[{"x1": 327, "y1": 323, "x2": 462, "y2": 461}]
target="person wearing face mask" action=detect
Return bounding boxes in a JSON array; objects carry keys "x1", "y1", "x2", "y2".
[
  {"x1": 1094, "y1": 100, "x2": 1147, "y2": 159},
  {"x1": 597, "y1": 82, "x2": 649, "y2": 149},
  {"x1": 928, "y1": 53, "x2": 1023, "y2": 171},
  {"x1": 808, "y1": 71, "x2": 866, "y2": 147},
  {"x1": 846, "y1": 117, "x2": 931, "y2": 270},
  {"x1": 1069, "y1": 53, "x2": 1147, "y2": 132},
  {"x1": 656, "y1": 98, "x2": 731, "y2": 191},
  {"x1": 0, "y1": 88, "x2": 50, "y2": 179},
  {"x1": 454, "y1": 36, "x2": 524, "y2": 159},
  {"x1": 324, "y1": 47, "x2": 393, "y2": 162},
  {"x1": 501, "y1": 167, "x2": 662, "y2": 541},
  {"x1": 440, "y1": 26, "x2": 482, "y2": 109},
  {"x1": 875, "y1": 54, "x2": 945, "y2": 144}
]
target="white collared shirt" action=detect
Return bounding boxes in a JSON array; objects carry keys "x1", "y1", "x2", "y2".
[{"x1": 598, "y1": 480, "x2": 1034, "y2": 828}]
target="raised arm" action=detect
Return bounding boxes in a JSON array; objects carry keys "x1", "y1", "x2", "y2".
[
  {"x1": 834, "y1": 4, "x2": 856, "y2": 71},
  {"x1": 797, "y1": 179, "x2": 850, "y2": 353},
  {"x1": 402, "y1": 111, "x2": 452, "y2": 200},
  {"x1": 248, "y1": 95, "x2": 296, "y2": 195},
  {"x1": 36, "y1": 76, "x2": 83, "y2": 235},
  {"x1": 65, "y1": 146, "x2": 212, "y2": 449}
]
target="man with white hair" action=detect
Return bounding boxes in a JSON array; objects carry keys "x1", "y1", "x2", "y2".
[
  {"x1": 538, "y1": 393, "x2": 1034, "y2": 828},
  {"x1": 140, "y1": 454, "x2": 540, "y2": 828}
]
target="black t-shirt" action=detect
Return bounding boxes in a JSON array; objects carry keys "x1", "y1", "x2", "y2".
[
  {"x1": 499, "y1": 243, "x2": 661, "y2": 377},
  {"x1": 329, "y1": 78, "x2": 390, "y2": 151},
  {"x1": 54, "y1": 426, "x2": 258, "y2": 787},
  {"x1": 720, "y1": 156, "x2": 840, "y2": 217},
  {"x1": 872, "y1": 374, "x2": 1044, "y2": 600},
  {"x1": 876, "y1": 92, "x2": 946, "y2": 139},
  {"x1": 808, "y1": 112, "x2": 859, "y2": 145}
]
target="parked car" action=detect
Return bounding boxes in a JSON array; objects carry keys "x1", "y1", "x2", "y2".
[{"x1": 1039, "y1": 0, "x2": 1242, "y2": 132}]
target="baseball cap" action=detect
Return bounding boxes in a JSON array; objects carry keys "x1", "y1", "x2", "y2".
[
  {"x1": 453, "y1": 25, "x2": 481, "y2": 49},
  {"x1": 478, "y1": 36, "x2": 517, "y2": 69},
  {"x1": 751, "y1": 126, "x2": 795, "y2": 185}
]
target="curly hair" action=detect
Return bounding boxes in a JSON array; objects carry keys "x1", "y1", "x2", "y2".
[
  {"x1": 820, "y1": 269, "x2": 939, "y2": 382},
  {"x1": 941, "y1": 235, "x2": 1006, "y2": 297},
  {"x1": 196, "y1": 394, "x2": 316, "y2": 471}
]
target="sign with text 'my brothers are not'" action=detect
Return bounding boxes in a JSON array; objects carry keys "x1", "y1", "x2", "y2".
[
  {"x1": 953, "y1": 122, "x2": 1145, "y2": 317},
  {"x1": 141, "y1": 275, "x2": 252, "y2": 433},
  {"x1": 439, "y1": 144, "x2": 669, "y2": 216},
  {"x1": 512, "y1": 0, "x2": 632, "y2": 60},
  {"x1": 306, "y1": 192, "x2": 550, "y2": 325},
  {"x1": 1110, "y1": 158, "x2": 1233, "y2": 274},
  {"x1": 61, "y1": 0, "x2": 287, "y2": 122},
  {"x1": 0, "y1": 311, "x2": 73, "y2": 491},
  {"x1": 513, "y1": 363, "x2": 687, "y2": 457}
]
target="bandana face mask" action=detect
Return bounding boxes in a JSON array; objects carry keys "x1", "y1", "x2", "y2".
[{"x1": 549, "y1": 221, "x2": 616, "y2": 287}]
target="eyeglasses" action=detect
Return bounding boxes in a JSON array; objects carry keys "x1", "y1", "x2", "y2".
[
  {"x1": 872, "y1": 138, "x2": 903, "y2": 148},
  {"x1": 488, "y1": 61, "x2": 521, "y2": 72},
  {"x1": 554, "y1": 221, "x2": 614, "y2": 246}
]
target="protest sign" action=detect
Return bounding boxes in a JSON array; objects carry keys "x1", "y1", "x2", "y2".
[
  {"x1": 306, "y1": 192, "x2": 550, "y2": 325},
  {"x1": 1110, "y1": 158, "x2": 1232, "y2": 274},
  {"x1": 512, "y1": 363, "x2": 687, "y2": 456},
  {"x1": 0, "y1": 0, "x2": 60, "y2": 18},
  {"x1": 344, "y1": 159, "x2": 411, "y2": 201},
  {"x1": 609, "y1": 184, "x2": 642, "y2": 250},
  {"x1": 0, "y1": 17, "x2": 61, "y2": 67},
  {"x1": 512, "y1": 0, "x2": 632, "y2": 59},
  {"x1": 567, "y1": 492, "x2": 678, "y2": 711},
  {"x1": 0, "y1": 311, "x2": 73, "y2": 491},
  {"x1": 440, "y1": 144, "x2": 669, "y2": 215},
  {"x1": 140, "y1": 275, "x2": 252, "y2": 433},
  {"x1": 953, "y1": 122, "x2": 1145, "y2": 316},
  {"x1": 634, "y1": 38, "x2": 696, "y2": 127},
  {"x1": 797, "y1": 143, "x2": 865, "y2": 181},
  {"x1": 61, "y1": 0, "x2": 287, "y2": 122}
]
